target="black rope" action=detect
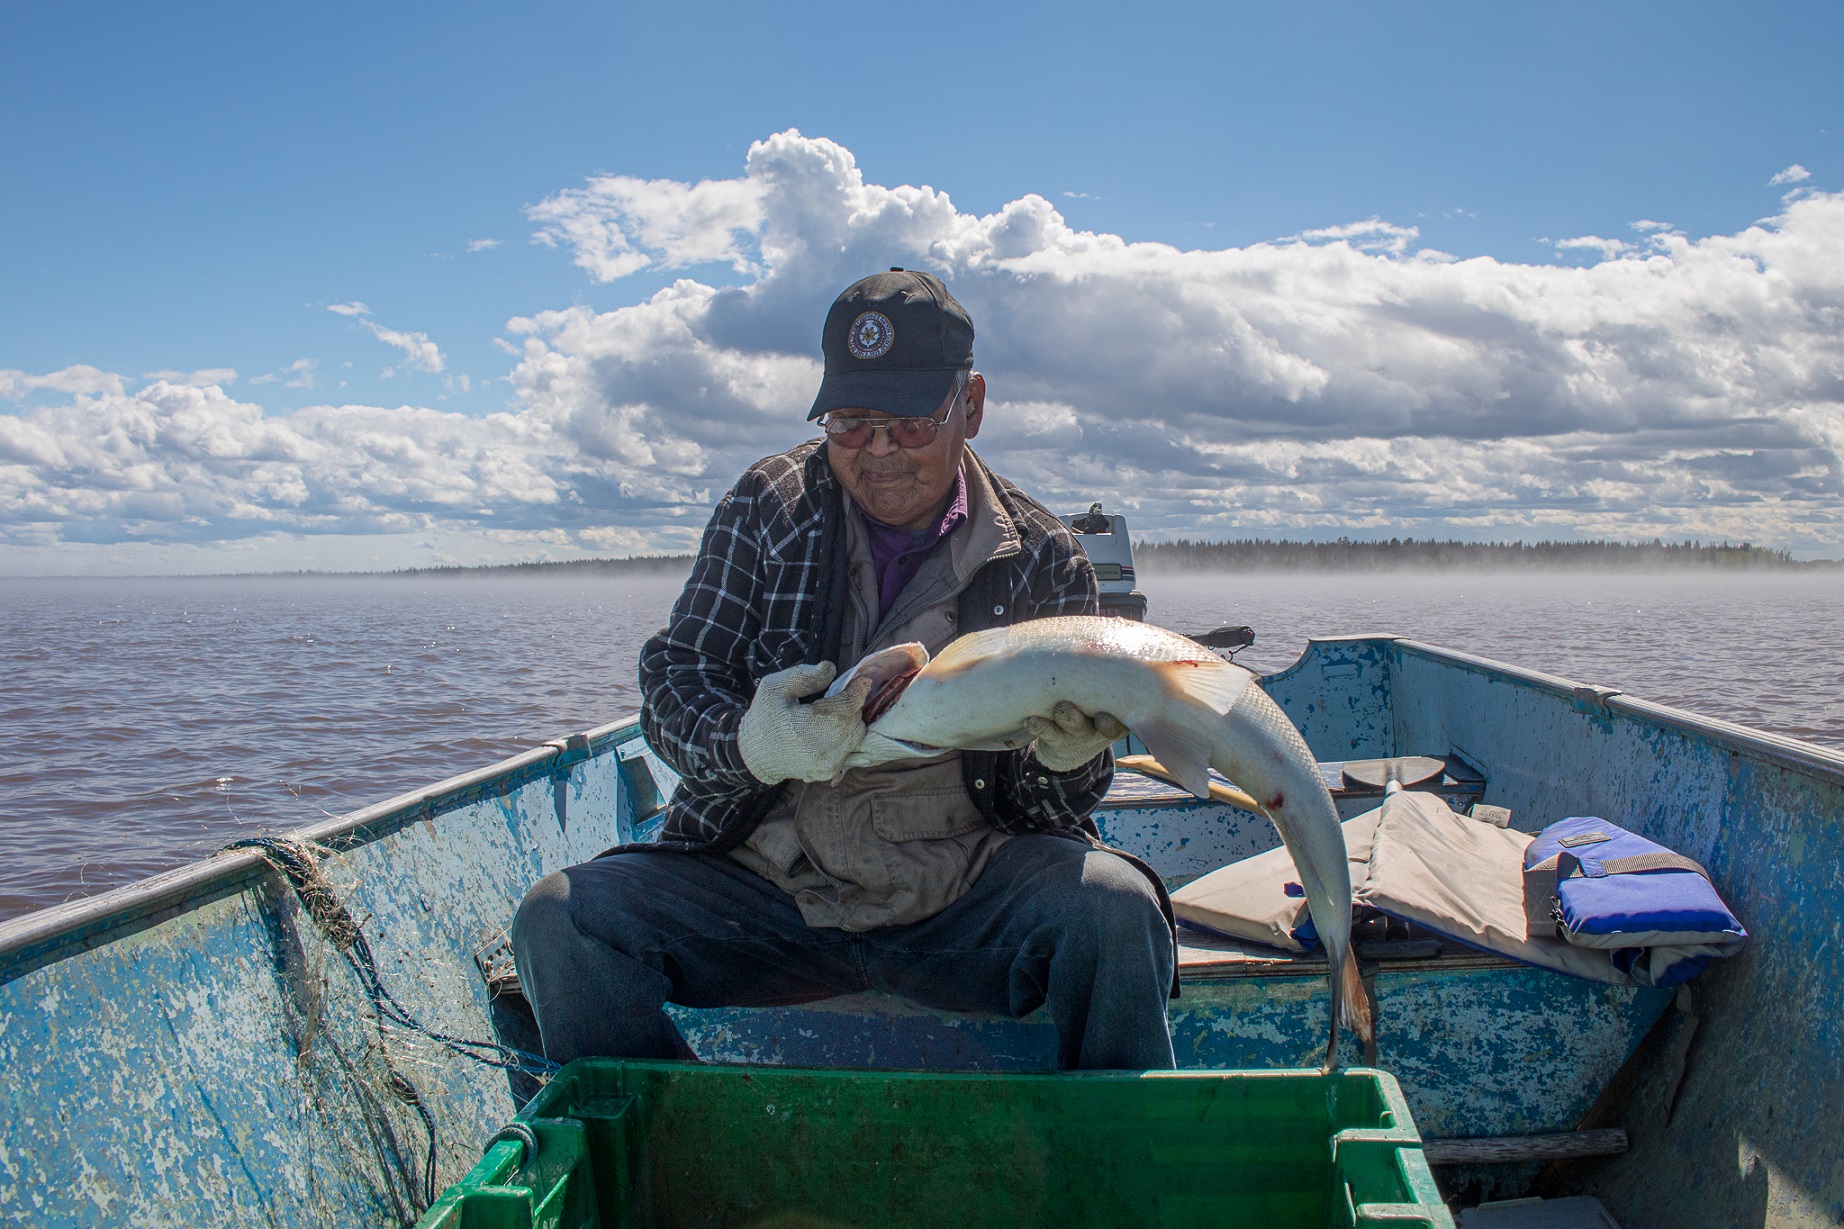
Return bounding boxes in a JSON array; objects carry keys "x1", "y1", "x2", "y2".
[
  {"x1": 386, "y1": 1070, "x2": 440, "y2": 1208},
  {"x1": 344, "y1": 925, "x2": 558, "y2": 1075},
  {"x1": 486, "y1": 1121, "x2": 540, "y2": 1168},
  {"x1": 228, "y1": 836, "x2": 562, "y2": 1215},
  {"x1": 228, "y1": 837, "x2": 558, "y2": 1077}
]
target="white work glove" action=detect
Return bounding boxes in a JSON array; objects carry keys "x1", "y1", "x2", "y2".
[
  {"x1": 737, "y1": 662, "x2": 874, "y2": 786},
  {"x1": 1022, "y1": 701, "x2": 1128, "y2": 772}
]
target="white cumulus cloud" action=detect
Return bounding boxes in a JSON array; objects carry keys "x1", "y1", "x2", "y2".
[
  {"x1": 365, "y1": 323, "x2": 445, "y2": 376},
  {"x1": 0, "y1": 378, "x2": 591, "y2": 549},
  {"x1": 527, "y1": 170, "x2": 767, "y2": 280},
  {"x1": 6, "y1": 129, "x2": 1844, "y2": 571},
  {"x1": 1770, "y1": 165, "x2": 1812, "y2": 186},
  {"x1": 250, "y1": 358, "x2": 317, "y2": 389},
  {"x1": 500, "y1": 130, "x2": 1844, "y2": 551},
  {"x1": 1297, "y1": 217, "x2": 1422, "y2": 256},
  {"x1": 326, "y1": 302, "x2": 445, "y2": 375},
  {"x1": 1, "y1": 365, "x2": 128, "y2": 399}
]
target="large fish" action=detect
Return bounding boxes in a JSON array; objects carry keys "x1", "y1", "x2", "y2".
[{"x1": 833, "y1": 615, "x2": 1374, "y2": 1068}]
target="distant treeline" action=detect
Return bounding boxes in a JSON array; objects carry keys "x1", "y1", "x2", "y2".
[
  {"x1": 296, "y1": 536, "x2": 1829, "y2": 580},
  {"x1": 1134, "y1": 537, "x2": 1822, "y2": 572},
  {"x1": 377, "y1": 554, "x2": 693, "y2": 579}
]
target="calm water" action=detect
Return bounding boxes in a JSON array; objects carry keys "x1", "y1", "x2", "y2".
[{"x1": 4, "y1": 569, "x2": 1842, "y2": 921}]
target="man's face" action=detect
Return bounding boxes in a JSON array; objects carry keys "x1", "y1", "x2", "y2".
[{"x1": 826, "y1": 373, "x2": 985, "y2": 531}]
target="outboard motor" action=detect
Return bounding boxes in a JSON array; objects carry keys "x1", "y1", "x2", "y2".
[{"x1": 1061, "y1": 502, "x2": 1148, "y2": 620}]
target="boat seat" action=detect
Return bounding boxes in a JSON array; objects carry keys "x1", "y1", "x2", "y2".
[
  {"x1": 476, "y1": 920, "x2": 1581, "y2": 1083},
  {"x1": 1175, "y1": 926, "x2": 1518, "y2": 981},
  {"x1": 1101, "y1": 750, "x2": 1488, "y2": 816},
  {"x1": 475, "y1": 911, "x2": 1514, "y2": 1007},
  {"x1": 640, "y1": 931, "x2": 1525, "y2": 1074},
  {"x1": 475, "y1": 919, "x2": 1516, "y2": 1002}
]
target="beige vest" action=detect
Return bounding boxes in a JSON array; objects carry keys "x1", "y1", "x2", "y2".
[{"x1": 731, "y1": 457, "x2": 1018, "y2": 931}]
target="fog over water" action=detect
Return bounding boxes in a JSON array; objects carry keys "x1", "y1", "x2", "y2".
[{"x1": 4, "y1": 568, "x2": 1841, "y2": 921}]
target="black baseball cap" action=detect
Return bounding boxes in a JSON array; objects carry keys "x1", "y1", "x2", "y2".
[{"x1": 806, "y1": 269, "x2": 975, "y2": 420}]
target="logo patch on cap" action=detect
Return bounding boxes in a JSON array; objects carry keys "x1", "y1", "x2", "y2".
[{"x1": 847, "y1": 311, "x2": 895, "y2": 360}]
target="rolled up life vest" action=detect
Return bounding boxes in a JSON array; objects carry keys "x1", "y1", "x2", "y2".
[{"x1": 1523, "y1": 816, "x2": 1747, "y2": 988}]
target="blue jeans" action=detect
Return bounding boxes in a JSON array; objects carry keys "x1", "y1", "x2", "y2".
[{"x1": 511, "y1": 834, "x2": 1175, "y2": 1071}]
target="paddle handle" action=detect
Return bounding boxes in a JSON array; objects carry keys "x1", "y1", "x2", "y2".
[{"x1": 1116, "y1": 754, "x2": 1264, "y2": 813}]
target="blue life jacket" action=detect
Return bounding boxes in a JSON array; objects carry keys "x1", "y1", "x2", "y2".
[{"x1": 1523, "y1": 816, "x2": 1747, "y2": 988}]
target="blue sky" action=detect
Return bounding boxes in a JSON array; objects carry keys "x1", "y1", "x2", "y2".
[{"x1": 3, "y1": 1, "x2": 1842, "y2": 572}]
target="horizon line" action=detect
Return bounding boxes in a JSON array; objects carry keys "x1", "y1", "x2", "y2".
[{"x1": 6, "y1": 536, "x2": 1839, "y2": 581}]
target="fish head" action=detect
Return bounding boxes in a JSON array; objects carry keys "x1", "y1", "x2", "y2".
[{"x1": 825, "y1": 642, "x2": 931, "y2": 722}]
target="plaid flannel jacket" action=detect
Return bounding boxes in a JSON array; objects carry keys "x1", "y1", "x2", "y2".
[{"x1": 638, "y1": 441, "x2": 1112, "y2": 853}]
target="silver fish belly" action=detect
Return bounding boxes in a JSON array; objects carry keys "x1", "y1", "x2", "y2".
[{"x1": 841, "y1": 615, "x2": 1373, "y2": 1067}]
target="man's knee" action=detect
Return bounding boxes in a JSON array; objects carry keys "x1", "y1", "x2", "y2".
[
  {"x1": 994, "y1": 838, "x2": 1165, "y2": 937},
  {"x1": 512, "y1": 869, "x2": 574, "y2": 954},
  {"x1": 1075, "y1": 850, "x2": 1166, "y2": 934}
]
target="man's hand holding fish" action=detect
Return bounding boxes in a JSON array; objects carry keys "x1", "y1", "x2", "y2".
[
  {"x1": 1022, "y1": 702, "x2": 1129, "y2": 771},
  {"x1": 736, "y1": 661, "x2": 874, "y2": 785}
]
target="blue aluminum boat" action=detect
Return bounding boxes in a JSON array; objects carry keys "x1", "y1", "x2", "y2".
[{"x1": 0, "y1": 630, "x2": 1834, "y2": 1226}]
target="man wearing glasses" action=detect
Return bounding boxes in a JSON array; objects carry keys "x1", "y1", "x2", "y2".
[{"x1": 513, "y1": 270, "x2": 1176, "y2": 1071}]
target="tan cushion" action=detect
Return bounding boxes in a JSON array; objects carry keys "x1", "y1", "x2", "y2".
[
  {"x1": 1357, "y1": 791, "x2": 1628, "y2": 985},
  {"x1": 1174, "y1": 790, "x2": 1634, "y2": 986},
  {"x1": 1170, "y1": 811, "x2": 1381, "y2": 951}
]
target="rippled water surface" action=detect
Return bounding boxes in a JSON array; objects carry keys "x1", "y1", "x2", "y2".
[
  {"x1": 4, "y1": 568, "x2": 1841, "y2": 920},
  {"x1": 1150, "y1": 571, "x2": 1844, "y2": 748},
  {"x1": 0, "y1": 575, "x2": 687, "y2": 920}
]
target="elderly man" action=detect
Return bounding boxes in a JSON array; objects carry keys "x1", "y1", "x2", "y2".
[{"x1": 512, "y1": 270, "x2": 1176, "y2": 1070}]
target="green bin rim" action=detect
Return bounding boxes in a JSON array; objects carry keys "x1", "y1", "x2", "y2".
[{"x1": 418, "y1": 1062, "x2": 1451, "y2": 1229}]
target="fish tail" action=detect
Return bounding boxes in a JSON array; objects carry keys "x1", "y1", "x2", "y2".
[{"x1": 1323, "y1": 944, "x2": 1375, "y2": 1072}]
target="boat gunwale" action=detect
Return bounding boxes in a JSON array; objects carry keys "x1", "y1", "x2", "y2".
[
  {"x1": 1385, "y1": 636, "x2": 1844, "y2": 784},
  {"x1": 0, "y1": 714, "x2": 647, "y2": 979}
]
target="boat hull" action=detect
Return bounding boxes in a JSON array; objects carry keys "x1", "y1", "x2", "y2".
[{"x1": 2, "y1": 635, "x2": 1835, "y2": 1226}]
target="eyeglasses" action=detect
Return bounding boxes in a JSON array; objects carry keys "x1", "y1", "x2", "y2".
[{"x1": 820, "y1": 395, "x2": 960, "y2": 450}]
